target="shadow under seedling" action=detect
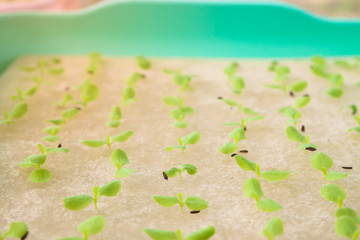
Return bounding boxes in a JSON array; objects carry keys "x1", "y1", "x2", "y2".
[
  {"x1": 166, "y1": 131, "x2": 200, "y2": 152},
  {"x1": 62, "y1": 180, "x2": 121, "y2": 211},
  {"x1": 163, "y1": 164, "x2": 197, "y2": 180},
  {"x1": 153, "y1": 193, "x2": 208, "y2": 214},
  {"x1": 56, "y1": 215, "x2": 106, "y2": 240},
  {"x1": 0, "y1": 222, "x2": 28, "y2": 240},
  {"x1": 81, "y1": 130, "x2": 133, "y2": 149},
  {"x1": 110, "y1": 149, "x2": 135, "y2": 178},
  {"x1": 143, "y1": 225, "x2": 215, "y2": 240}
]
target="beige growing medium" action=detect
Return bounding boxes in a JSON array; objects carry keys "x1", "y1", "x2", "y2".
[{"x1": 0, "y1": 56, "x2": 359, "y2": 240}]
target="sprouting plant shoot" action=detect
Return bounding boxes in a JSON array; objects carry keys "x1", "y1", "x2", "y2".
[
  {"x1": 166, "y1": 131, "x2": 200, "y2": 152},
  {"x1": 54, "y1": 93, "x2": 73, "y2": 108},
  {"x1": 42, "y1": 125, "x2": 61, "y2": 147},
  {"x1": 81, "y1": 130, "x2": 133, "y2": 149},
  {"x1": 340, "y1": 104, "x2": 357, "y2": 115},
  {"x1": 243, "y1": 177, "x2": 282, "y2": 212},
  {"x1": 320, "y1": 184, "x2": 346, "y2": 208},
  {"x1": 62, "y1": 180, "x2": 121, "y2": 211},
  {"x1": 348, "y1": 115, "x2": 360, "y2": 133},
  {"x1": 0, "y1": 222, "x2": 28, "y2": 240},
  {"x1": 46, "y1": 107, "x2": 80, "y2": 126},
  {"x1": 163, "y1": 96, "x2": 194, "y2": 128},
  {"x1": 136, "y1": 56, "x2": 151, "y2": 69},
  {"x1": 285, "y1": 125, "x2": 318, "y2": 151},
  {"x1": 19, "y1": 143, "x2": 69, "y2": 183},
  {"x1": 264, "y1": 61, "x2": 297, "y2": 94},
  {"x1": 229, "y1": 75, "x2": 246, "y2": 95},
  {"x1": 122, "y1": 85, "x2": 136, "y2": 106},
  {"x1": 87, "y1": 52, "x2": 103, "y2": 75},
  {"x1": 163, "y1": 164, "x2": 197, "y2": 180},
  {"x1": 261, "y1": 217, "x2": 284, "y2": 240},
  {"x1": 163, "y1": 69, "x2": 194, "y2": 91},
  {"x1": 56, "y1": 215, "x2": 106, "y2": 240},
  {"x1": 126, "y1": 72, "x2": 145, "y2": 86},
  {"x1": 0, "y1": 101, "x2": 28, "y2": 125},
  {"x1": 218, "y1": 127, "x2": 246, "y2": 154},
  {"x1": 79, "y1": 80, "x2": 100, "y2": 107},
  {"x1": 20, "y1": 58, "x2": 65, "y2": 80},
  {"x1": 11, "y1": 84, "x2": 39, "y2": 103},
  {"x1": 106, "y1": 106, "x2": 122, "y2": 128},
  {"x1": 334, "y1": 59, "x2": 359, "y2": 70},
  {"x1": 310, "y1": 152, "x2": 351, "y2": 181},
  {"x1": 143, "y1": 225, "x2": 215, "y2": 240},
  {"x1": 335, "y1": 208, "x2": 360, "y2": 240},
  {"x1": 224, "y1": 61, "x2": 238, "y2": 79},
  {"x1": 110, "y1": 149, "x2": 135, "y2": 178},
  {"x1": 153, "y1": 193, "x2": 208, "y2": 213}
]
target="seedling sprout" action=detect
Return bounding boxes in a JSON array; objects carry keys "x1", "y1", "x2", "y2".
[
  {"x1": 164, "y1": 69, "x2": 194, "y2": 91},
  {"x1": 143, "y1": 225, "x2": 215, "y2": 240},
  {"x1": 163, "y1": 96, "x2": 194, "y2": 128},
  {"x1": 163, "y1": 164, "x2": 197, "y2": 180},
  {"x1": 136, "y1": 56, "x2": 151, "y2": 70},
  {"x1": 106, "y1": 106, "x2": 122, "y2": 128},
  {"x1": 81, "y1": 130, "x2": 133, "y2": 149},
  {"x1": 153, "y1": 193, "x2": 208, "y2": 213},
  {"x1": 0, "y1": 222, "x2": 28, "y2": 240},
  {"x1": 0, "y1": 101, "x2": 28, "y2": 125},
  {"x1": 261, "y1": 217, "x2": 284, "y2": 240},
  {"x1": 166, "y1": 131, "x2": 200, "y2": 152},
  {"x1": 310, "y1": 152, "x2": 351, "y2": 181},
  {"x1": 110, "y1": 149, "x2": 135, "y2": 178}
]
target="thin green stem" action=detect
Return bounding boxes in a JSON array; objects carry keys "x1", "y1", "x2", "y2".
[{"x1": 93, "y1": 198, "x2": 98, "y2": 211}]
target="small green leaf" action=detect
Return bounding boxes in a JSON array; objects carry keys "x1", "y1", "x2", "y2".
[
  {"x1": 335, "y1": 60, "x2": 357, "y2": 69},
  {"x1": 329, "y1": 74, "x2": 344, "y2": 87},
  {"x1": 310, "y1": 152, "x2": 333, "y2": 175},
  {"x1": 55, "y1": 237, "x2": 83, "y2": 240},
  {"x1": 261, "y1": 171, "x2": 290, "y2": 181},
  {"x1": 20, "y1": 66, "x2": 37, "y2": 72},
  {"x1": 312, "y1": 55, "x2": 326, "y2": 68},
  {"x1": 181, "y1": 131, "x2": 201, "y2": 145},
  {"x1": 81, "y1": 140, "x2": 107, "y2": 148},
  {"x1": 185, "y1": 226, "x2": 216, "y2": 240},
  {"x1": 349, "y1": 126, "x2": 360, "y2": 133},
  {"x1": 19, "y1": 161, "x2": 38, "y2": 169},
  {"x1": 275, "y1": 65, "x2": 290, "y2": 76},
  {"x1": 310, "y1": 65, "x2": 329, "y2": 78},
  {"x1": 218, "y1": 142, "x2": 237, "y2": 154},
  {"x1": 122, "y1": 86, "x2": 136, "y2": 105},
  {"x1": 164, "y1": 168, "x2": 180, "y2": 178},
  {"x1": 286, "y1": 126, "x2": 306, "y2": 143},
  {"x1": 256, "y1": 198, "x2": 282, "y2": 212},
  {"x1": 143, "y1": 229, "x2": 178, "y2": 240},
  {"x1": 46, "y1": 147, "x2": 69, "y2": 154},
  {"x1": 220, "y1": 98, "x2": 238, "y2": 107},
  {"x1": 170, "y1": 109, "x2": 184, "y2": 121},
  {"x1": 107, "y1": 120, "x2": 121, "y2": 128},
  {"x1": 326, "y1": 87, "x2": 343, "y2": 98},
  {"x1": 30, "y1": 169, "x2": 51, "y2": 183},
  {"x1": 173, "y1": 121, "x2": 188, "y2": 128},
  {"x1": 261, "y1": 217, "x2": 284, "y2": 240},
  {"x1": 335, "y1": 216, "x2": 359, "y2": 239},
  {"x1": 110, "y1": 149, "x2": 129, "y2": 168},
  {"x1": 99, "y1": 180, "x2": 121, "y2": 197},
  {"x1": 62, "y1": 194, "x2": 93, "y2": 211},
  {"x1": 243, "y1": 107, "x2": 259, "y2": 116},
  {"x1": 325, "y1": 172, "x2": 351, "y2": 181},
  {"x1": 42, "y1": 135, "x2": 60, "y2": 143},
  {"x1": 263, "y1": 83, "x2": 282, "y2": 90},
  {"x1": 184, "y1": 196, "x2": 208, "y2": 211},
  {"x1": 108, "y1": 106, "x2": 122, "y2": 120},
  {"x1": 243, "y1": 177, "x2": 263, "y2": 202},
  {"x1": 46, "y1": 119, "x2": 65, "y2": 125},
  {"x1": 294, "y1": 96, "x2": 311, "y2": 108},
  {"x1": 166, "y1": 145, "x2": 187, "y2": 152},
  {"x1": 231, "y1": 76, "x2": 245, "y2": 93},
  {"x1": 181, "y1": 164, "x2": 197, "y2": 175},
  {"x1": 229, "y1": 127, "x2": 246, "y2": 142},
  {"x1": 62, "y1": 107, "x2": 79, "y2": 120},
  {"x1": 55, "y1": 93, "x2": 73, "y2": 107},
  {"x1": 223, "y1": 122, "x2": 241, "y2": 127},
  {"x1": 25, "y1": 85, "x2": 39, "y2": 96},
  {"x1": 163, "y1": 96, "x2": 183, "y2": 106},
  {"x1": 81, "y1": 83, "x2": 100, "y2": 103},
  {"x1": 24, "y1": 154, "x2": 47, "y2": 165},
  {"x1": 48, "y1": 68, "x2": 65, "y2": 75},
  {"x1": 341, "y1": 104, "x2": 358, "y2": 115},
  {"x1": 224, "y1": 61, "x2": 238, "y2": 78},
  {"x1": 77, "y1": 215, "x2": 106, "y2": 237},
  {"x1": 126, "y1": 72, "x2": 145, "y2": 85},
  {"x1": 9, "y1": 101, "x2": 28, "y2": 119},
  {"x1": 279, "y1": 106, "x2": 301, "y2": 119},
  {"x1": 42, "y1": 126, "x2": 60, "y2": 135},
  {"x1": 179, "y1": 107, "x2": 194, "y2": 116},
  {"x1": 242, "y1": 115, "x2": 264, "y2": 126},
  {"x1": 115, "y1": 168, "x2": 135, "y2": 178},
  {"x1": 136, "y1": 56, "x2": 151, "y2": 69},
  {"x1": 110, "y1": 130, "x2": 133, "y2": 143},
  {"x1": 3, "y1": 222, "x2": 28, "y2": 238},
  {"x1": 268, "y1": 61, "x2": 278, "y2": 72},
  {"x1": 153, "y1": 195, "x2": 179, "y2": 207},
  {"x1": 320, "y1": 184, "x2": 346, "y2": 207},
  {"x1": 234, "y1": 155, "x2": 258, "y2": 174},
  {"x1": 336, "y1": 207, "x2": 360, "y2": 224},
  {"x1": 289, "y1": 81, "x2": 308, "y2": 92}
]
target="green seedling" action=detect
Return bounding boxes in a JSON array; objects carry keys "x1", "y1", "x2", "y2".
[
  {"x1": 143, "y1": 225, "x2": 215, "y2": 240},
  {"x1": 235, "y1": 155, "x2": 290, "y2": 182},
  {"x1": 223, "y1": 115, "x2": 264, "y2": 131},
  {"x1": 285, "y1": 126, "x2": 318, "y2": 151},
  {"x1": 264, "y1": 62, "x2": 292, "y2": 94},
  {"x1": 310, "y1": 55, "x2": 329, "y2": 78},
  {"x1": 218, "y1": 127, "x2": 246, "y2": 154},
  {"x1": 163, "y1": 96, "x2": 194, "y2": 128},
  {"x1": 336, "y1": 216, "x2": 359, "y2": 240},
  {"x1": 310, "y1": 152, "x2": 351, "y2": 181},
  {"x1": 87, "y1": 52, "x2": 103, "y2": 75},
  {"x1": 334, "y1": 59, "x2": 359, "y2": 70},
  {"x1": 336, "y1": 207, "x2": 360, "y2": 224},
  {"x1": 163, "y1": 164, "x2": 197, "y2": 180},
  {"x1": 11, "y1": 84, "x2": 39, "y2": 102},
  {"x1": 224, "y1": 61, "x2": 238, "y2": 79},
  {"x1": 122, "y1": 86, "x2": 136, "y2": 106},
  {"x1": 0, "y1": 101, "x2": 28, "y2": 125},
  {"x1": 42, "y1": 125, "x2": 61, "y2": 147},
  {"x1": 320, "y1": 184, "x2": 346, "y2": 208},
  {"x1": 261, "y1": 217, "x2": 284, "y2": 240},
  {"x1": 19, "y1": 143, "x2": 69, "y2": 183},
  {"x1": 56, "y1": 215, "x2": 106, "y2": 240},
  {"x1": 230, "y1": 75, "x2": 246, "y2": 94},
  {"x1": 63, "y1": 181, "x2": 121, "y2": 211},
  {"x1": 0, "y1": 222, "x2": 28, "y2": 240},
  {"x1": 166, "y1": 131, "x2": 200, "y2": 152},
  {"x1": 80, "y1": 81, "x2": 100, "y2": 107},
  {"x1": 81, "y1": 130, "x2": 133, "y2": 149},
  {"x1": 54, "y1": 93, "x2": 73, "y2": 107},
  {"x1": 243, "y1": 177, "x2": 282, "y2": 212},
  {"x1": 153, "y1": 193, "x2": 208, "y2": 213},
  {"x1": 348, "y1": 115, "x2": 360, "y2": 133},
  {"x1": 46, "y1": 107, "x2": 80, "y2": 126},
  {"x1": 106, "y1": 106, "x2": 122, "y2": 128},
  {"x1": 136, "y1": 56, "x2": 151, "y2": 70},
  {"x1": 163, "y1": 69, "x2": 194, "y2": 91},
  {"x1": 20, "y1": 58, "x2": 65, "y2": 79},
  {"x1": 126, "y1": 72, "x2": 145, "y2": 86},
  {"x1": 110, "y1": 149, "x2": 135, "y2": 178},
  {"x1": 340, "y1": 104, "x2": 357, "y2": 115}
]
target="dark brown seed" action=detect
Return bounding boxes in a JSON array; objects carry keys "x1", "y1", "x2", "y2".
[
  {"x1": 21, "y1": 231, "x2": 29, "y2": 240},
  {"x1": 301, "y1": 125, "x2": 305, "y2": 132},
  {"x1": 305, "y1": 147, "x2": 316, "y2": 151},
  {"x1": 76, "y1": 107, "x2": 82, "y2": 111},
  {"x1": 289, "y1": 91, "x2": 294, "y2": 97},
  {"x1": 57, "y1": 144, "x2": 62, "y2": 148},
  {"x1": 239, "y1": 150, "x2": 248, "y2": 153},
  {"x1": 190, "y1": 210, "x2": 200, "y2": 214},
  {"x1": 244, "y1": 126, "x2": 247, "y2": 131},
  {"x1": 342, "y1": 166, "x2": 353, "y2": 169},
  {"x1": 230, "y1": 153, "x2": 237, "y2": 157},
  {"x1": 162, "y1": 172, "x2": 168, "y2": 180},
  {"x1": 217, "y1": 96, "x2": 223, "y2": 100}
]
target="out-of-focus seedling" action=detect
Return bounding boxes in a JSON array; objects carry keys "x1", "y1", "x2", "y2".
[
  {"x1": 143, "y1": 225, "x2": 215, "y2": 240},
  {"x1": 0, "y1": 222, "x2": 28, "y2": 240},
  {"x1": 153, "y1": 193, "x2": 208, "y2": 213}
]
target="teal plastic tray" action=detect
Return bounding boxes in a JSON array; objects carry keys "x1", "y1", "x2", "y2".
[{"x1": 0, "y1": 0, "x2": 360, "y2": 74}]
